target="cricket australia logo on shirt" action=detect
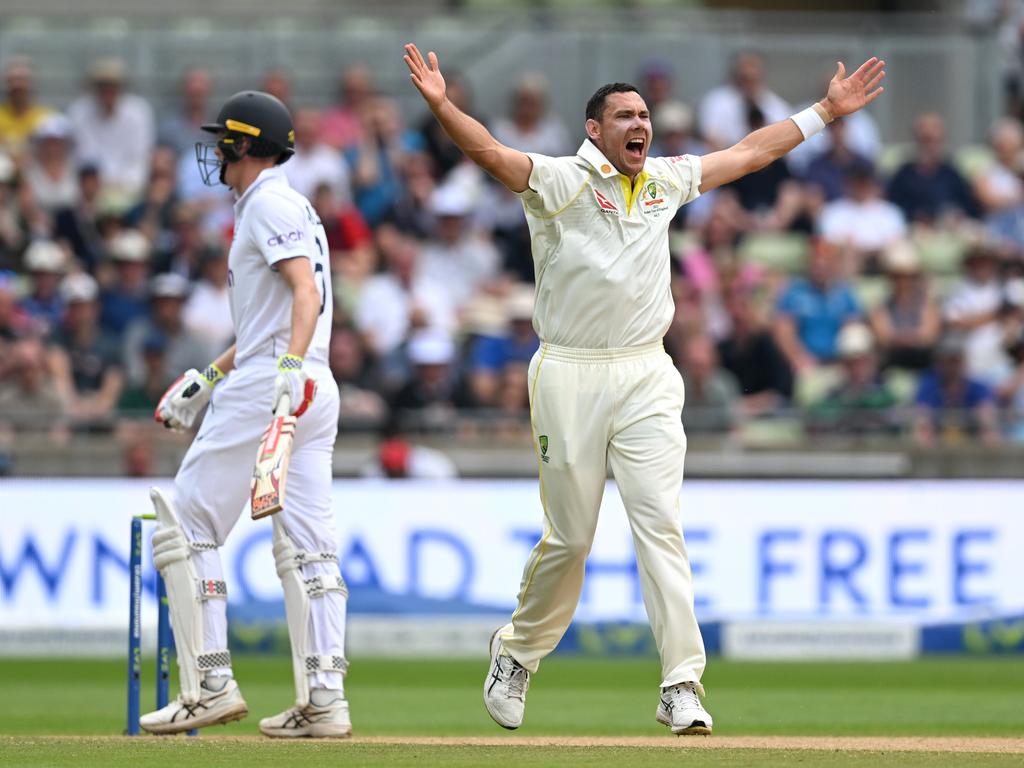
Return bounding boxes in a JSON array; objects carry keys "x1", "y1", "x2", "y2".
[
  {"x1": 593, "y1": 188, "x2": 620, "y2": 215},
  {"x1": 640, "y1": 179, "x2": 670, "y2": 216},
  {"x1": 538, "y1": 435, "x2": 550, "y2": 463}
]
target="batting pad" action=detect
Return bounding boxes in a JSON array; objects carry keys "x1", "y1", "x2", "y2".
[
  {"x1": 150, "y1": 487, "x2": 230, "y2": 704},
  {"x1": 272, "y1": 516, "x2": 348, "y2": 708}
]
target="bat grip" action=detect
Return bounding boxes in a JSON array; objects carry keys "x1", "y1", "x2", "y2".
[{"x1": 275, "y1": 393, "x2": 291, "y2": 417}]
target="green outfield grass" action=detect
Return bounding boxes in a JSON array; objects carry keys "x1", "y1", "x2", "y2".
[{"x1": 2, "y1": 656, "x2": 1022, "y2": 766}]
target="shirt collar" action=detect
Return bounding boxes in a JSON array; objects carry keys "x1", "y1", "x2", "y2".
[
  {"x1": 234, "y1": 165, "x2": 288, "y2": 214},
  {"x1": 577, "y1": 140, "x2": 619, "y2": 179}
]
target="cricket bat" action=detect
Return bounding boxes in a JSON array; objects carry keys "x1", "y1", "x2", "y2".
[{"x1": 250, "y1": 394, "x2": 296, "y2": 519}]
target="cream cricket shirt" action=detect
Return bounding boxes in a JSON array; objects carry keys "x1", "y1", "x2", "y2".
[
  {"x1": 519, "y1": 140, "x2": 701, "y2": 349},
  {"x1": 229, "y1": 166, "x2": 333, "y2": 366}
]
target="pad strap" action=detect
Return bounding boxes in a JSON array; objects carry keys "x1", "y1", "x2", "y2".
[
  {"x1": 190, "y1": 540, "x2": 218, "y2": 552},
  {"x1": 305, "y1": 654, "x2": 348, "y2": 674},
  {"x1": 292, "y1": 550, "x2": 339, "y2": 566},
  {"x1": 196, "y1": 650, "x2": 232, "y2": 671},
  {"x1": 305, "y1": 574, "x2": 348, "y2": 599},
  {"x1": 275, "y1": 544, "x2": 338, "y2": 576}
]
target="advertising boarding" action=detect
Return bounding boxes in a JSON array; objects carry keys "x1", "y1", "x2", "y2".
[{"x1": 1, "y1": 480, "x2": 1022, "y2": 654}]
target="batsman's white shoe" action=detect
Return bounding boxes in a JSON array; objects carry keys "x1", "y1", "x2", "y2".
[
  {"x1": 259, "y1": 691, "x2": 352, "y2": 739},
  {"x1": 483, "y1": 627, "x2": 530, "y2": 730},
  {"x1": 139, "y1": 679, "x2": 248, "y2": 734},
  {"x1": 656, "y1": 681, "x2": 713, "y2": 735}
]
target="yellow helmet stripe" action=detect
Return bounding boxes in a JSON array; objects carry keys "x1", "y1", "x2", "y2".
[{"x1": 224, "y1": 119, "x2": 261, "y2": 137}]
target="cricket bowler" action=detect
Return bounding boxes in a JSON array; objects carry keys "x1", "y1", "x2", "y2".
[
  {"x1": 140, "y1": 91, "x2": 351, "y2": 738},
  {"x1": 405, "y1": 43, "x2": 885, "y2": 734}
]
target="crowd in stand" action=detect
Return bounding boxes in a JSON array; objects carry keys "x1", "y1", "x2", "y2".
[{"x1": 2, "y1": 48, "x2": 1024, "y2": 456}]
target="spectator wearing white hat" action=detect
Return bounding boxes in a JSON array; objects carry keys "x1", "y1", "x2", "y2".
[
  {"x1": 67, "y1": 57, "x2": 155, "y2": 202},
  {"x1": 23, "y1": 114, "x2": 78, "y2": 213},
  {"x1": 49, "y1": 272, "x2": 124, "y2": 428},
  {"x1": 420, "y1": 184, "x2": 501, "y2": 309},
  {"x1": 390, "y1": 329, "x2": 467, "y2": 431},
  {"x1": 650, "y1": 101, "x2": 705, "y2": 159},
  {"x1": 869, "y1": 240, "x2": 941, "y2": 371},
  {"x1": 468, "y1": 284, "x2": 539, "y2": 410},
  {"x1": 122, "y1": 272, "x2": 215, "y2": 391},
  {"x1": 808, "y1": 323, "x2": 899, "y2": 436},
  {"x1": 99, "y1": 229, "x2": 152, "y2": 338},
  {"x1": 19, "y1": 239, "x2": 67, "y2": 336}
]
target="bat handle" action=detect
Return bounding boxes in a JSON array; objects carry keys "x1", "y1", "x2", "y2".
[{"x1": 275, "y1": 393, "x2": 291, "y2": 418}]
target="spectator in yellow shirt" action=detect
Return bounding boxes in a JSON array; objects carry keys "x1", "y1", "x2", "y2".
[{"x1": 0, "y1": 57, "x2": 53, "y2": 159}]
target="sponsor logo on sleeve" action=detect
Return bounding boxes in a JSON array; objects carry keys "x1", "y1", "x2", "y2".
[{"x1": 266, "y1": 230, "x2": 304, "y2": 247}]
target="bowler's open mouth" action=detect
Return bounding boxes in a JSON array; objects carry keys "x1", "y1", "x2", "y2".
[{"x1": 626, "y1": 137, "x2": 645, "y2": 159}]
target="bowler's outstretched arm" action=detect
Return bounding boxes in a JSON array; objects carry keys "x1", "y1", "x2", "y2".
[
  {"x1": 404, "y1": 43, "x2": 533, "y2": 193},
  {"x1": 699, "y1": 57, "x2": 886, "y2": 192}
]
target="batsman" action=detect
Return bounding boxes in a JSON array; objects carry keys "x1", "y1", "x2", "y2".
[
  {"x1": 405, "y1": 44, "x2": 885, "y2": 734},
  {"x1": 142, "y1": 91, "x2": 351, "y2": 738}
]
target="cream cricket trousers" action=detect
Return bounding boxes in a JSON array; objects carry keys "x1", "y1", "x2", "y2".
[
  {"x1": 171, "y1": 356, "x2": 345, "y2": 690},
  {"x1": 502, "y1": 341, "x2": 705, "y2": 688}
]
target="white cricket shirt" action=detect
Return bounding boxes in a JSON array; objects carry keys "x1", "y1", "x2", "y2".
[
  {"x1": 228, "y1": 166, "x2": 332, "y2": 366},
  {"x1": 519, "y1": 140, "x2": 702, "y2": 349}
]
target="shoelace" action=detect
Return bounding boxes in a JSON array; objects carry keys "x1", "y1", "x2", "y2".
[
  {"x1": 498, "y1": 655, "x2": 529, "y2": 700},
  {"x1": 664, "y1": 682, "x2": 704, "y2": 711}
]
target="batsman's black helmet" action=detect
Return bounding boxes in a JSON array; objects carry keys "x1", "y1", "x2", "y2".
[{"x1": 196, "y1": 90, "x2": 294, "y2": 185}]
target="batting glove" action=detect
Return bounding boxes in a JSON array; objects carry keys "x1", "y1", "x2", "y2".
[
  {"x1": 273, "y1": 353, "x2": 317, "y2": 417},
  {"x1": 154, "y1": 364, "x2": 224, "y2": 432}
]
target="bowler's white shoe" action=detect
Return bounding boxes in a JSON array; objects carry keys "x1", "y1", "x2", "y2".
[
  {"x1": 259, "y1": 691, "x2": 352, "y2": 739},
  {"x1": 140, "y1": 678, "x2": 248, "y2": 734},
  {"x1": 483, "y1": 627, "x2": 530, "y2": 730},
  {"x1": 656, "y1": 681, "x2": 713, "y2": 735}
]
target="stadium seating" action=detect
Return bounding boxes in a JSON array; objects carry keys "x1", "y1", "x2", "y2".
[{"x1": 738, "y1": 232, "x2": 808, "y2": 274}]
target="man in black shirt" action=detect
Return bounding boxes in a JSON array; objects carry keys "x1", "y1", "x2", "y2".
[{"x1": 717, "y1": 285, "x2": 793, "y2": 415}]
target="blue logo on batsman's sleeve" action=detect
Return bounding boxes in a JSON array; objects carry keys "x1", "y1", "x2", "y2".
[{"x1": 266, "y1": 230, "x2": 303, "y2": 247}]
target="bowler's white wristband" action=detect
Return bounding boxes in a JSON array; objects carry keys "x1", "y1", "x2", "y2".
[{"x1": 791, "y1": 106, "x2": 828, "y2": 141}]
